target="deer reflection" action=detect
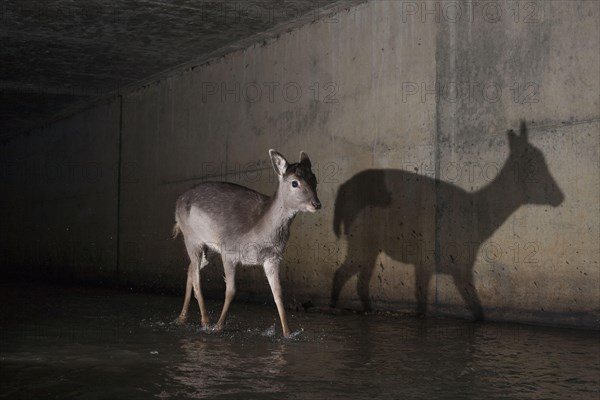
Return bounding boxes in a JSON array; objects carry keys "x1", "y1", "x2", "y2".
[
  {"x1": 331, "y1": 122, "x2": 564, "y2": 319},
  {"x1": 168, "y1": 336, "x2": 287, "y2": 398}
]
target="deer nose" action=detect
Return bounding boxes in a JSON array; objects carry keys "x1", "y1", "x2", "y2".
[{"x1": 312, "y1": 201, "x2": 322, "y2": 210}]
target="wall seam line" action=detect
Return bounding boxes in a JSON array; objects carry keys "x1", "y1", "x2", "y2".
[{"x1": 115, "y1": 95, "x2": 124, "y2": 281}]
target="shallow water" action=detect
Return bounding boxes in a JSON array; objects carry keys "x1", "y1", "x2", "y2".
[{"x1": 1, "y1": 283, "x2": 598, "y2": 400}]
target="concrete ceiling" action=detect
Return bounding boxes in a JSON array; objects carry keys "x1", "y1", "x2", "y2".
[{"x1": 1, "y1": 0, "x2": 340, "y2": 139}]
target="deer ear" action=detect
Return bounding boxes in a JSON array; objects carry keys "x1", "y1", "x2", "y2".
[
  {"x1": 507, "y1": 129, "x2": 518, "y2": 149},
  {"x1": 299, "y1": 151, "x2": 311, "y2": 168},
  {"x1": 519, "y1": 120, "x2": 529, "y2": 142},
  {"x1": 269, "y1": 149, "x2": 288, "y2": 177}
]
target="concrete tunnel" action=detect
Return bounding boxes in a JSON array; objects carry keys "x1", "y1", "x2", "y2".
[{"x1": 1, "y1": 1, "x2": 599, "y2": 398}]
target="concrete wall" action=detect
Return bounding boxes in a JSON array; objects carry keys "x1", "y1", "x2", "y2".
[{"x1": 1, "y1": 1, "x2": 598, "y2": 328}]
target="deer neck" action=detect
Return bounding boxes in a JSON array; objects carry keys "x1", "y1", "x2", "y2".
[
  {"x1": 256, "y1": 188, "x2": 297, "y2": 243},
  {"x1": 473, "y1": 157, "x2": 524, "y2": 238}
]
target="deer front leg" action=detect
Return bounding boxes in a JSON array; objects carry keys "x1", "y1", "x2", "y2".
[
  {"x1": 453, "y1": 269, "x2": 484, "y2": 321},
  {"x1": 191, "y1": 260, "x2": 210, "y2": 329},
  {"x1": 215, "y1": 259, "x2": 236, "y2": 331},
  {"x1": 264, "y1": 260, "x2": 291, "y2": 338}
]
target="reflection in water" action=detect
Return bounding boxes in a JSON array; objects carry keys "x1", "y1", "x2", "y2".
[
  {"x1": 170, "y1": 337, "x2": 287, "y2": 399},
  {"x1": 1, "y1": 283, "x2": 598, "y2": 400}
]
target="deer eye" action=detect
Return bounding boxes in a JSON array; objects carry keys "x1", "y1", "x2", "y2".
[{"x1": 291, "y1": 181, "x2": 299, "y2": 188}]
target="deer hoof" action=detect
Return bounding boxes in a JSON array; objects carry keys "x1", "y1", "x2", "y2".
[{"x1": 213, "y1": 322, "x2": 225, "y2": 332}]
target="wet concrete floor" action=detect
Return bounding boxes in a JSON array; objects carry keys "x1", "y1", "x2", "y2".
[{"x1": 1, "y1": 282, "x2": 598, "y2": 399}]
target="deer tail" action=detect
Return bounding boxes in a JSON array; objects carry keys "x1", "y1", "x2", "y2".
[
  {"x1": 333, "y1": 186, "x2": 345, "y2": 238},
  {"x1": 333, "y1": 208, "x2": 343, "y2": 238},
  {"x1": 171, "y1": 222, "x2": 182, "y2": 240}
]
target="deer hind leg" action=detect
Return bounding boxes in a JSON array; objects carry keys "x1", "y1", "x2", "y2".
[
  {"x1": 176, "y1": 262, "x2": 194, "y2": 324},
  {"x1": 414, "y1": 264, "x2": 433, "y2": 317},
  {"x1": 354, "y1": 250, "x2": 378, "y2": 312},
  {"x1": 356, "y1": 261, "x2": 376, "y2": 313},
  {"x1": 264, "y1": 260, "x2": 291, "y2": 338},
  {"x1": 215, "y1": 259, "x2": 236, "y2": 331},
  {"x1": 190, "y1": 247, "x2": 210, "y2": 328},
  {"x1": 177, "y1": 238, "x2": 202, "y2": 324}
]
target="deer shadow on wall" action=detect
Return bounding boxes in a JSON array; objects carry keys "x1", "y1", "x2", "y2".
[{"x1": 330, "y1": 122, "x2": 564, "y2": 320}]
